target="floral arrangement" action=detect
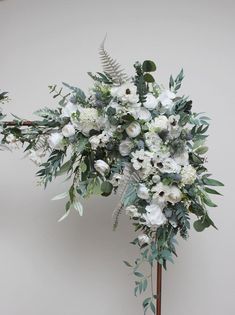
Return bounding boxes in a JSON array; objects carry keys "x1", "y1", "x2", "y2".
[{"x1": 0, "y1": 43, "x2": 223, "y2": 314}]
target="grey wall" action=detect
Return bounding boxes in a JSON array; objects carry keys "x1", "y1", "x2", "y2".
[{"x1": 0, "y1": 0, "x2": 234, "y2": 314}]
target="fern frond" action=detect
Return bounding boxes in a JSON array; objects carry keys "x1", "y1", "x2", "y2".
[
  {"x1": 99, "y1": 38, "x2": 129, "y2": 85},
  {"x1": 112, "y1": 163, "x2": 139, "y2": 230}
]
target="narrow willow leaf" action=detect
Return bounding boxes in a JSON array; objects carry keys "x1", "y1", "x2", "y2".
[
  {"x1": 204, "y1": 187, "x2": 222, "y2": 195},
  {"x1": 203, "y1": 178, "x2": 224, "y2": 186},
  {"x1": 73, "y1": 200, "x2": 83, "y2": 216},
  {"x1": 58, "y1": 210, "x2": 70, "y2": 222},
  {"x1": 123, "y1": 261, "x2": 132, "y2": 267},
  {"x1": 52, "y1": 192, "x2": 68, "y2": 201}
]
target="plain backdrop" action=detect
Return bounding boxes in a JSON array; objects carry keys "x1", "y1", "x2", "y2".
[{"x1": 0, "y1": 0, "x2": 234, "y2": 314}]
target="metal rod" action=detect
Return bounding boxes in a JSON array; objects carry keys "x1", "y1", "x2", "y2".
[{"x1": 156, "y1": 262, "x2": 162, "y2": 315}]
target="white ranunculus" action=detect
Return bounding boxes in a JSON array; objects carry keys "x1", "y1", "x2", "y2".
[
  {"x1": 174, "y1": 150, "x2": 189, "y2": 166},
  {"x1": 89, "y1": 135, "x2": 100, "y2": 150},
  {"x1": 126, "y1": 121, "x2": 141, "y2": 138},
  {"x1": 157, "y1": 90, "x2": 176, "y2": 109},
  {"x1": 167, "y1": 185, "x2": 182, "y2": 204},
  {"x1": 160, "y1": 158, "x2": 181, "y2": 174},
  {"x1": 111, "y1": 83, "x2": 139, "y2": 104},
  {"x1": 138, "y1": 234, "x2": 150, "y2": 246},
  {"x1": 48, "y1": 133, "x2": 64, "y2": 150},
  {"x1": 94, "y1": 160, "x2": 110, "y2": 175},
  {"x1": 148, "y1": 115, "x2": 168, "y2": 132},
  {"x1": 137, "y1": 184, "x2": 150, "y2": 200},
  {"x1": 125, "y1": 205, "x2": 140, "y2": 218},
  {"x1": 144, "y1": 93, "x2": 158, "y2": 110},
  {"x1": 143, "y1": 203, "x2": 167, "y2": 228},
  {"x1": 181, "y1": 165, "x2": 197, "y2": 185},
  {"x1": 119, "y1": 138, "x2": 134, "y2": 156},
  {"x1": 62, "y1": 123, "x2": 76, "y2": 137},
  {"x1": 137, "y1": 107, "x2": 151, "y2": 121},
  {"x1": 61, "y1": 102, "x2": 78, "y2": 117}
]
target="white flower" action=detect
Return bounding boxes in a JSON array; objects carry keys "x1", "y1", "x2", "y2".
[
  {"x1": 168, "y1": 115, "x2": 182, "y2": 139},
  {"x1": 119, "y1": 138, "x2": 134, "y2": 156},
  {"x1": 131, "y1": 149, "x2": 152, "y2": 171},
  {"x1": 73, "y1": 107, "x2": 100, "y2": 136},
  {"x1": 166, "y1": 185, "x2": 182, "y2": 204},
  {"x1": 137, "y1": 107, "x2": 151, "y2": 121},
  {"x1": 137, "y1": 184, "x2": 150, "y2": 200},
  {"x1": 94, "y1": 160, "x2": 110, "y2": 175},
  {"x1": 28, "y1": 148, "x2": 45, "y2": 166},
  {"x1": 151, "y1": 182, "x2": 169, "y2": 206},
  {"x1": 143, "y1": 93, "x2": 158, "y2": 110},
  {"x1": 157, "y1": 158, "x2": 181, "y2": 174},
  {"x1": 143, "y1": 203, "x2": 167, "y2": 228},
  {"x1": 181, "y1": 165, "x2": 197, "y2": 185},
  {"x1": 144, "y1": 132, "x2": 162, "y2": 153},
  {"x1": 89, "y1": 135, "x2": 100, "y2": 150},
  {"x1": 152, "y1": 174, "x2": 161, "y2": 184},
  {"x1": 48, "y1": 133, "x2": 64, "y2": 150},
  {"x1": 6, "y1": 134, "x2": 16, "y2": 143},
  {"x1": 61, "y1": 102, "x2": 78, "y2": 117},
  {"x1": 111, "y1": 83, "x2": 138, "y2": 104},
  {"x1": 138, "y1": 234, "x2": 150, "y2": 246},
  {"x1": 111, "y1": 173, "x2": 122, "y2": 187},
  {"x1": 147, "y1": 115, "x2": 168, "y2": 132},
  {"x1": 125, "y1": 205, "x2": 140, "y2": 218},
  {"x1": 174, "y1": 150, "x2": 189, "y2": 166},
  {"x1": 157, "y1": 90, "x2": 176, "y2": 109},
  {"x1": 126, "y1": 121, "x2": 141, "y2": 138},
  {"x1": 62, "y1": 123, "x2": 76, "y2": 137}
]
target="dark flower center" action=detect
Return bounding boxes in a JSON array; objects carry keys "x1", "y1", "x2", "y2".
[
  {"x1": 159, "y1": 191, "x2": 165, "y2": 197},
  {"x1": 126, "y1": 88, "x2": 131, "y2": 95},
  {"x1": 157, "y1": 162, "x2": 163, "y2": 168}
]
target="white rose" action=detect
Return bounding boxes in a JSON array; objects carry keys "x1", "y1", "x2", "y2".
[
  {"x1": 61, "y1": 102, "x2": 78, "y2": 117},
  {"x1": 157, "y1": 90, "x2": 176, "y2": 109},
  {"x1": 143, "y1": 203, "x2": 167, "y2": 228},
  {"x1": 126, "y1": 121, "x2": 141, "y2": 138},
  {"x1": 119, "y1": 138, "x2": 134, "y2": 156},
  {"x1": 94, "y1": 160, "x2": 110, "y2": 175},
  {"x1": 137, "y1": 184, "x2": 150, "y2": 200},
  {"x1": 6, "y1": 134, "x2": 16, "y2": 143},
  {"x1": 89, "y1": 135, "x2": 100, "y2": 150},
  {"x1": 152, "y1": 115, "x2": 168, "y2": 131},
  {"x1": 125, "y1": 205, "x2": 140, "y2": 218},
  {"x1": 144, "y1": 93, "x2": 158, "y2": 110},
  {"x1": 137, "y1": 107, "x2": 152, "y2": 121},
  {"x1": 181, "y1": 165, "x2": 197, "y2": 185},
  {"x1": 167, "y1": 186, "x2": 182, "y2": 204},
  {"x1": 48, "y1": 133, "x2": 64, "y2": 150},
  {"x1": 62, "y1": 123, "x2": 76, "y2": 137},
  {"x1": 138, "y1": 234, "x2": 150, "y2": 246}
]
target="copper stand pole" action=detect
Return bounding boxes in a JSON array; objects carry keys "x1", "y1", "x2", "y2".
[{"x1": 156, "y1": 262, "x2": 162, "y2": 315}]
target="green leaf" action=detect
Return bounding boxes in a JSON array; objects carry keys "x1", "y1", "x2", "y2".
[
  {"x1": 142, "y1": 60, "x2": 157, "y2": 72},
  {"x1": 51, "y1": 192, "x2": 68, "y2": 201},
  {"x1": 143, "y1": 73, "x2": 155, "y2": 83},
  {"x1": 134, "y1": 271, "x2": 144, "y2": 278},
  {"x1": 101, "y1": 181, "x2": 113, "y2": 196},
  {"x1": 193, "y1": 219, "x2": 205, "y2": 232},
  {"x1": 202, "y1": 178, "x2": 224, "y2": 187},
  {"x1": 202, "y1": 194, "x2": 217, "y2": 207},
  {"x1": 73, "y1": 200, "x2": 83, "y2": 216},
  {"x1": 58, "y1": 209, "x2": 70, "y2": 222},
  {"x1": 204, "y1": 187, "x2": 222, "y2": 195},
  {"x1": 195, "y1": 146, "x2": 208, "y2": 155},
  {"x1": 56, "y1": 160, "x2": 72, "y2": 176},
  {"x1": 123, "y1": 261, "x2": 132, "y2": 267},
  {"x1": 150, "y1": 301, "x2": 156, "y2": 314}
]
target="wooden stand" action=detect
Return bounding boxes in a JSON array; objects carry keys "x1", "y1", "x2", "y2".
[{"x1": 156, "y1": 263, "x2": 162, "y2": 315}]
